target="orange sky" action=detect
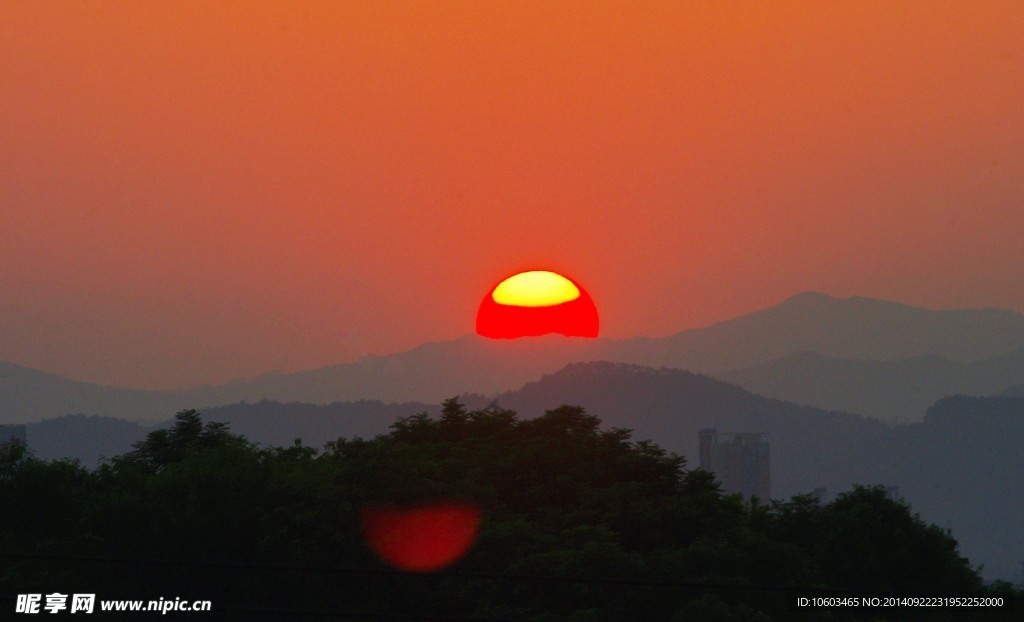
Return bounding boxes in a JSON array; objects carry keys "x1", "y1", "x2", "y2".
[{"x1": 2, "y1": 1, "x2": 1023, "y2": 389}]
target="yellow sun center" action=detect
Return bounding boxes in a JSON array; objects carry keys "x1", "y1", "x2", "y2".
[{"x1": 491, "y1": 271, "x2": 581, "y2": 307}]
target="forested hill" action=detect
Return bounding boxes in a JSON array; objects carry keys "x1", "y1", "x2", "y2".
[
  {"x1": 21, "y1": 364, "x2": 1024, "y2": 580},
  {"x1": 4, "y1": 405, "x2": 1016, "y2": 620},
  {"x1": 488, "y1": 362, "x2": 888, "y2": 497},
  {"x1": 25, "y1": 400, "x2": 442, "y2": 468}
]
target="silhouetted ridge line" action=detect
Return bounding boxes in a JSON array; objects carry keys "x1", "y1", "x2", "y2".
[{"x1": 6, "y1": 293, "x2": 1024, "y2": 421}]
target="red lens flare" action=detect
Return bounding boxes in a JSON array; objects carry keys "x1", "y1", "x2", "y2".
[
  {"x1": 360, "y1": 502, "x2": 481, "y2": 572},
  {"x1": 476, "y1": 270, "x2": 599, "y2": 339}
]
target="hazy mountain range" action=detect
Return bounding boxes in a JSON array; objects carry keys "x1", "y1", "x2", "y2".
[
  {"x1": 6, "y1": 291, "x2": 1024, "y2": 423},
  {"x1": 492, "y1": 364, "x2": 1024, "y2": 582},
  {"x1": 717, "y1": 348, "x2": 1024, "y2": 422},
  {"x1": 23, "y1": 362, "x2": 1024, "y2": 581}
]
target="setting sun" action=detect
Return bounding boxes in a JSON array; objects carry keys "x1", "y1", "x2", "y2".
[
  {"x1": 477, "y1": 270, "x2": 599, "y2": 339},
  {"x1": 491, "y1": 271, "x2": 581, "y2": 307}
]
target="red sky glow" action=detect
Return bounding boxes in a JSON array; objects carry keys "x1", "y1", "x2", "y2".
[{"x1": 2, "y1": 2, "x2": 1023, "y2": 388}]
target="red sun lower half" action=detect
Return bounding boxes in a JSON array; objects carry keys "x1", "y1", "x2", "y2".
[{"x1": 476, "y1": 270, "x2": 599, "y2": 339}]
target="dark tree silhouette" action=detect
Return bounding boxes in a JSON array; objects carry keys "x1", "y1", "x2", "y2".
[{"x1": 1, "y1": 402, "x2": 1013, "y2": 621}]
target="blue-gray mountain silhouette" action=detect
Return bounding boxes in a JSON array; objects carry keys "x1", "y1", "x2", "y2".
[{"x1": 6, "y1": 292, "x2": 1024, "y2": 423}]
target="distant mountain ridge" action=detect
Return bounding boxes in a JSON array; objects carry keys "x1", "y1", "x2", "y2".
[
  {"x1": 6, "y1": 292, "x2": 1024, "y2": 422},
  {"x1": 605, "y1": 291, "x2": 1024, "y2": 371},
  {"x1": 25, "y1": 361, "x2": 1024, "y2": 581},
  {"x1": 716, "y1": 348, "x2": 1024, "y2": 422},
  {"x1": 0, "y1": 362, "x2": 179, "y2": 423},
  {"x1": 483, "y1": 361, "x2": 889, "y2": 496},
  {"x1": 490, "y1": 367, "x2": 1024, "y2": 581}
]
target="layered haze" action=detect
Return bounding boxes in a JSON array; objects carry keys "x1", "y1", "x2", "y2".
[
  {"x1": 5, "y1": 293, "x2": 1024, "y2": 423},
  {"x1": 23, "y1": 364, "x2": 1024, "y2": 581},
  {"x1": 5, "y1": 1, "x2": 1024, "y2": 604},
  {"x1": 2, "y1": 2, "x2": 1023, "y2": 389}
]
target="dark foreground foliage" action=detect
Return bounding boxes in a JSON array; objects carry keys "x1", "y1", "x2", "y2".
[{"x1": 1, "y1": 403, "x2": 1017, "y2": 621}]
